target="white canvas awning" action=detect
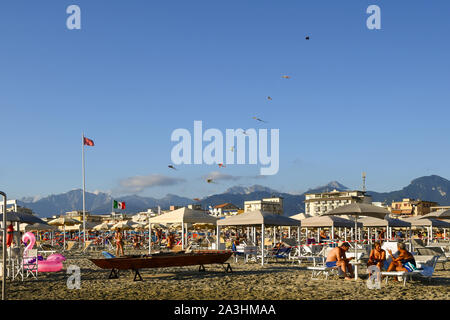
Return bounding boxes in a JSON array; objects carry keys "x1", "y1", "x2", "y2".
[
  {"x1": 149, "y1": 207, "x2": 218, "y2": 225},
  {"x1": 217, "y1": 210, "x2": 301, "y2": 227},
  {"x1": 290, "y1": 213, "x2": 311, "y2": 221},
  {"x1": 300, "y1": 215, "x2": 362, "y2": 228},
  {"x1": 359, "y1": 216, "x2": 411, "y2": 228},
  {"x1": 401, "y1": 217, "x2": 450, "y2": 228}
]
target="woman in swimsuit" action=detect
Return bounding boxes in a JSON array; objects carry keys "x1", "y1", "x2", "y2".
[
  {"x1": 367, "y1": 241, "x2": 386, "y2": 270},
  {"x1": 115, "y1": 228, "x2": 124, "y2": 256}
]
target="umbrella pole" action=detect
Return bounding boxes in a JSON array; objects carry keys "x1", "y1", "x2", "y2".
[
  {"x1": 149, "y1": 223, "x2": 152, "y2": 255},
  {"x1": 355, "y1": 216, "x2": 358, "y2": 262},
  {"x1": 261, "y1": 224, "x2": 265, "y2": 266}
]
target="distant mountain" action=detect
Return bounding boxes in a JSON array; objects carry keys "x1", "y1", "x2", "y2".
[
  {"x1": 19, "y1": 189, "x2": 192, "y2": 218},
  {"x1": 18, "y1": 175, "x2": 450, "y2": 218},
  {"x1": 199, "y1": 181, "x2": 350, "y2": 217},
  {"x1": 368, "y1": 175, "x2": 450, "y2": 205}
]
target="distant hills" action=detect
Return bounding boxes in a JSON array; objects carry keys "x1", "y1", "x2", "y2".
[{"x1": 18, "y1": 175, "x2": 450, "y2": 217}]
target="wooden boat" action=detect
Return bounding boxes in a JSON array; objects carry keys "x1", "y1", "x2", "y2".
[{"x1": 89, "y1": 250, "x2": 233, "y2": 281}]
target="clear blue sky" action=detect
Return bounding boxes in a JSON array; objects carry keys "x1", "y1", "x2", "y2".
[{"x1": 1, "y1": 0, "x2": 450, "y2": 200}]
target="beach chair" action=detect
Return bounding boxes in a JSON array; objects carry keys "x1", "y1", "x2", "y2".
[
  {"x1": 380, "y1": 255, "x2": 440, "y2": 286},
  {"x1": 274, "y1": 247, "x2": 292, "y2": 262},
  {"x1": 23, "y1": 249, "x2": 39, "y2": 280},
  {"x1": 66, "y1": 241, "x2": 79, "y2": 252},
  {"x1": 82, "y1": 240, "x2": 93, "y2": 252},
  {"x1": 417, "y1": 247, "x2": 447, "y2": 270},
  {"x1": 307, "y1": 257, "x2": 340, "y2": 280}
]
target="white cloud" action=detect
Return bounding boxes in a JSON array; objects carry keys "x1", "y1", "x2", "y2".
[{"x1": 119, "y1": 174, "x2": 186, "y2": 193}]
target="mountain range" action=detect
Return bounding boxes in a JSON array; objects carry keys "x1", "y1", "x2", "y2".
[{"x1": 17, "y1": 175, "x2": 450, "y2": 218}]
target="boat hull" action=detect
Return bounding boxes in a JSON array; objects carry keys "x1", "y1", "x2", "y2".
[{"x1": 90, "y1": 250, "x2": 232, "y2": 270}]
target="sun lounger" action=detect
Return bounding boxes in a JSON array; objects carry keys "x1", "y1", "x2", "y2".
[
  {"x1": 307, "y1": 264, "x2": 339, "y2": 280},
  {"x1": 381, "y1": 255, "x2": 440, "y2": 286}
]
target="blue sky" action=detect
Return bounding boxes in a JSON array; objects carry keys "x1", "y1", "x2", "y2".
[{"x1": 1, "y1": 0, "x2": 450, "y2": 200}]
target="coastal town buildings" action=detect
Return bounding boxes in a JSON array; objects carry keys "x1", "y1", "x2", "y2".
[
  {"x1": 390, "y1": 199, "x2": 438, "y2": 216},
  {"x1": 304, "y1": 190, "x2": 372, "y2": 217},
  {"x1": 244, "y1": 197, "x2": 284, "y2": 215}
]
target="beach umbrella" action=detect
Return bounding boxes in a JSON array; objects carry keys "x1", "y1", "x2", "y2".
[
  {"x1": 111, "y1": 220, "x2": 133, "y2": 230},
  {"x1": 48, "y1": 217, "x2": 81, "y2": 250},
  {"x1": 322, "y1": 203, "x2": 390, "y2": 268},
  {"x1": 93, "y1": 222, "x2": 110, "y2": 231},
  {"x1": 418, "y1": 209, "x2": 450, "y2": 220},
  {"x1": 22, "y1": 222, "x2": 56, "y2": 232},
  {"x1": 0, "y1": 212, "x2": 46, "y2": 224}
]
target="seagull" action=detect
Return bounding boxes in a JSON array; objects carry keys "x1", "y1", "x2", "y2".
[
  {"x1": 168, "y1": 165, "x2": 177, "y2": 170},
  {"x1": 253, "y1": 117, "x2": 267, "y2": 123}
]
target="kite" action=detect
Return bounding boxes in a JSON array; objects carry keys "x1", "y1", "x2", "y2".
[
  {"x1": 230, "y1": 146, "x2": 235, "y2": 152},
  {"x1": 168, "y1": 165, "x2": 177, "y2": 170},
  {"x1": 305, "y1": 36, "x2": 310, "y2": 40},
  {"x1": 281, "y1": 75, "x2": 291, "y2": 79},
  {"x1": 193, "y1": 198, "x2": 201, "y2": 202},
  {"x1": 253, "y1": 117, "x2": 267, "y2": 123},
  {"x1": 218, "y1": 163, "x2": 226, "y2": 168},
  {"x1": 206, "y1": 179, "x2": 216, "y2": 184},
  {"x1": 267, "y1": 96, "x2": 272, "y2": 101}
]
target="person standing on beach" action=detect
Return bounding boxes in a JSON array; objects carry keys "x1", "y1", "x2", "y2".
[
  {"x1": 325, "y1": 242, "x2": 354, "y2": 280},
  {"x1": 115, "y1": 228, "x2": 124, "y2": 256}
]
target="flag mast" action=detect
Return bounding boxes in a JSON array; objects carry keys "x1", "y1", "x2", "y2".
[{"x1": 82, "y1": 132, "x2": 86, "y2": 245}]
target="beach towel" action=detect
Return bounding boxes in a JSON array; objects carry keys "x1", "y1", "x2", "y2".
[
  {"x1": 404, "y1": 262, "x2": 418, "y2": 272},
  {"x1": 325, "y1": 261, "x2": 337, "y2": 268},
  {"x1": 102, "y1": 251, "x2": 116, "y2": 259}
]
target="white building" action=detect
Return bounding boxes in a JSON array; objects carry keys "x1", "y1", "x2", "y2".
[
  {"x1": 244, "y1": 197, "x2": 283, "y2": 215},
  {"x1": 304, "y1": 190, "x2": 372, "y2": 217}
]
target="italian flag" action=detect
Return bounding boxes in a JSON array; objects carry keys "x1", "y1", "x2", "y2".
[{"x1": 113, "y1": 200, "x2": 126, "y2": 210}]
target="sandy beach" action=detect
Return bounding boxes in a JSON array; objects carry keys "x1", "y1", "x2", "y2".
[{"x1": 5, "y1": 250, "x2": 450, "y2": 300}]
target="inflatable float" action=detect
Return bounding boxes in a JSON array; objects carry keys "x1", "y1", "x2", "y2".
[{"x1": 22, "y1": 232, "x2": 66, "y2": 272}]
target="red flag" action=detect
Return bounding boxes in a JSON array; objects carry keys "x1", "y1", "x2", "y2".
[{"x1": 83, "y1": 137, "x2": 94, "y2": 146}]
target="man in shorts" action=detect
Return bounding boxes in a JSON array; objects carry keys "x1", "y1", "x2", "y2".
[{"x1": 325, "y1": 242, "x2": 354, "y2": 280}]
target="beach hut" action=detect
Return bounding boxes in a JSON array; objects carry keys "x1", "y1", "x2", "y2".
[
  {"x1": 216, "y1": 210, "x2": 301, "y2": 266},
  {"x1": 149, "y1": 207, "x2": 218, "y2": 251}
]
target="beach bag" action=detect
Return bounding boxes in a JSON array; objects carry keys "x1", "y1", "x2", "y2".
[{"x1": 404, "y1": 262, "x2": 418, "y2": 272}]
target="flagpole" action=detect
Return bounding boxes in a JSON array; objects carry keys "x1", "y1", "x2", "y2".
[{"x1": 82, "y1": 132, "x2": 86, "y2": 246}]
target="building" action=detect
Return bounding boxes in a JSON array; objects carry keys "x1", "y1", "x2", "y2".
[
  {"x1": 0, "y1": 199, "x2": 35, "y2": 215},
  {"x1": 211, "y1": 203, "x2": 240, "y2": 217},
  {"x1": 63, "y1": 210, "x2": 107, "y2": 223},
  {"x1": 244, "y1": 197, "x2": 284, "y2": 215},
  {"x1": 390, "y1": 199, "x2": 438, "y2": 217},
  {"x1": 304, "y1": 190, "x2": 372, "y2": 217}
]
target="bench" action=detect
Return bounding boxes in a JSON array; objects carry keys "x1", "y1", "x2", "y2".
[
  {"x1": 307, "y1": 265, "x2": 339, "y2": 280},
  {"x1": 380, "y1": 270, "x2": 421, "y2": 286}
]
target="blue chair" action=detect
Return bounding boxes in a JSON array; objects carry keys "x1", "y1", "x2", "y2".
[{"x1": 102, "y1": 251, "x2": 116, "y2": 259}]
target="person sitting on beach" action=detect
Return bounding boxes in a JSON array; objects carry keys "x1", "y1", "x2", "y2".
[
  {"x1": 167, "y1": 233, "x2": 175, "y2": 249},
  {"x1": 114, "y1": 228, "x2": 124, "y2": 256},
  {"x1": 132, "y1": 235, "x2": 140, "y2": 249},
  {"x1": 319, "y1": 230, "x2": 328, "y2": 242},
  {"x1": 367, "y1": 241, "x2": 386, "y2": 271},
  {"x1": 386, "y1": 242, "x2": 416, "y2": 280},
  {"x1": 325, "y1": 242, "x2": 354, "y2": 280}
]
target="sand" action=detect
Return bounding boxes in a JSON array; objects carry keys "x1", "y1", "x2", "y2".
[{"x1": 5, "y1": 250, "x2": 450, "y2": 300}]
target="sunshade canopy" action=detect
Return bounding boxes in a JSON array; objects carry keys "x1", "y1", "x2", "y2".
[
  {"x1": 19, "y1": 222, "x2": 56, "y2": 232},
  {"x1": 419, "y1": 209, "x2": 450, "y2": 220},
  {"x1": 0, "y1": 212, "x2": 46, "y2": 224},
  {"x1": 301, "y1": 215, "x2": 362, "y2": 228},
  {"x1": 401, "y1": 217, "x2": 450, "y2": 228},
  {"x1": 217, "y1": 210, "x2": 301, "y2": 227},
  {"x1": 290, "y1": 213, "x2": 311, "y2": 221},
  {"x1": 111, "y1": 220, "x2": 133, "y2": 230},
  {"x1": 359, "y1": 216, "x2": 411, "y2": 228},
  {"x1": 93, "y1": 222, "x2": 111, "y2": 231},
  {"x1": 322, "y1": 203, "x2": 390, "y2": 219},
  {"x1": 48, "y1": 216, "x2": 81, "y2": 226},
  {"x1": 149, "y1": 207, "x2": 218, "y2": 225}
]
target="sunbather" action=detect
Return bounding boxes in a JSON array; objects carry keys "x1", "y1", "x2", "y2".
[
  {"x1": 115, "y1": 228, "x2": 124, "y2": 256},
  {"x1": 386, "y1": 242, "x2": 416, "y2": 281},
  {"x1": 367, "y1": 241, "x2": 386, "y2": 270},
  {"x1": 325, "y1": 242, "x2": 354, "y2": 280}
]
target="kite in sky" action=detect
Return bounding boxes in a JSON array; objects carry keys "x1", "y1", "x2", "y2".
[
  {"x1": 218, "y1": 163, "x2": 226, "y2": 168},
  {"x1": 305, "y1": 36, "x2": 310, "y2": 40},
  {"x1": 168, "y1": 165, "x2": 176, "y2": 170},
  {"x1": 230, "y1": 146, "x2": 235, "y2": 152},
  {"x1": 193, "y1": 198, "x2": 201, "y2": 201},
  {"x1": 281, "y1": 75, "x2": 291, "y2": 79},
  {"x1": 253, "y1": 117, "x2": 267, "y2": 123},
  {"x1": 206, "y1": 179, "x2": 216, "y2": 184},
  {"x1": 267, "y1": 96, "x2": 272, "y2": 101}
]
